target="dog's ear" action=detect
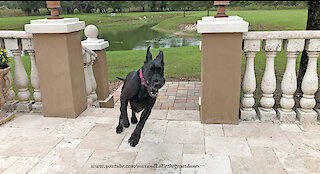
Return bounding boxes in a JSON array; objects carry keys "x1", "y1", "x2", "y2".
[
  {"x1": 156, "y1": 50, "x2": 164, "y2": 64},
  {"x1": 145, "y1": 46, "x2": 152, "y2": 63}
]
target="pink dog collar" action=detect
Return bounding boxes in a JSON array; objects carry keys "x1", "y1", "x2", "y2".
[{"x1": 139, "y1": 69, "x2": 148, "y2": 87}]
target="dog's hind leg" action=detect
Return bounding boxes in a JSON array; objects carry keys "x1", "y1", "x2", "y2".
[
  {"x1": 116, "y1": 99, "x2": 130, "y2": 134},
  {"x1": 131, "y1": 110, "x2": 138, "y2": 124}
]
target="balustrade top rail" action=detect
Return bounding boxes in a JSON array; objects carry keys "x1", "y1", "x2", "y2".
[
  {"x1": 243, "y1": 30, "x2": 320, "y2": 40},
  {"x1": 0, "y1": 31, "x2": 32, "y2": 39}
]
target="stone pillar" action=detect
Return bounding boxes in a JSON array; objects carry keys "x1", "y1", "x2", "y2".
[
  {"x1": 197, "y1": 16, "x2": 248, "y2": 124},
  {"x1": 25, "y1": 18, "x2": 87, "y2": 118},
  {"x1": 81, "y1": 25, "x2": 114, "y2": 108}
]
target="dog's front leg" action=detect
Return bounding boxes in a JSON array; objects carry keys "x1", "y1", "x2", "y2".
[
  {"x1": 116, "y1": 99, "x2": 130, "y2": 134},
  {"x1": 128, "y1": 107, "x2": 152, "y2": 147}
]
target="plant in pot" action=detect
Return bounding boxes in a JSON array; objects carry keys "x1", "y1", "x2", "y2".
[{"x1": 0, "y1": 49, "x2": 14, "y2": 124}]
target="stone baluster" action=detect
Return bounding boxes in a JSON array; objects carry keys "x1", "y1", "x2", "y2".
[
  {"x1": 277, "y1": 39, "x2": 305, "y2": 122},
  {"x1": 4, "y1": 38, "x2": 31, "y2": 112},
  {"x1": 83, "y1": 50, "x2": 93, "y2": 106},
  {"x1": 258, "y1": 39, "x2": 282, "y2": 121},
  {"x1": 240, "y1": 39, "x2": 260, "y2": 121},
  {"x1": 297, "y1": 39, "x2": 320, "y2": 123},
  {"x1": 22, "y1": 38, "x2": 42, "y2": 112},
  {"x1": 88, "y1": 54, "x2": 98, "y2": 106}
]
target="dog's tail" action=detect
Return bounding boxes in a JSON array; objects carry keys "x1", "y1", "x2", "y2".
[{"x1": 116, "y1": 77, "x2": 125, "y2": 81}]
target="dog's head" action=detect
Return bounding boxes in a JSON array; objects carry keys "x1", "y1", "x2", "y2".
[{"x1": 142, "y1": 46, "x2": 165, "y2": 98}]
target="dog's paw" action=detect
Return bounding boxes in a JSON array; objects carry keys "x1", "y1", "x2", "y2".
[
  {"x1": 123, "y1": 120, "x2": 130, "y2": 128},
  {"x1": 128, "y1": 133, "x2": 140, "y2": 147},
  {"x1": 131, "y1": 116, "x2": 138, "y2": 124},
  {"x1": 116, "y1": 126, "x2": 123, "y2": 134}
]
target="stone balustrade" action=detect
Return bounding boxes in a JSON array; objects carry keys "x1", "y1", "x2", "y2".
[
  {"x1": 0, "y1": 31, "x2": 41, "y2": 112},
  {"x1": 81, "y1": 45, "x2": 99, "y2": 107},
  {"x1": 0, "y1": 30, "x2": 102, "y2": 113},
  {"x1": 241, "y1": 31, "x2": 320, "y2": 123}
]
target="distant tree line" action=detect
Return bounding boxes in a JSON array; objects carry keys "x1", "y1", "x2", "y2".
[{"x1": 0, "y1": 1, "x2": 308, "y2": 16}]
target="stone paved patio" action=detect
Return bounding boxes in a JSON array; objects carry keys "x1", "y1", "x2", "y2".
[
  {"x1": 0, "y1": 108, "x2": 319, "y2": 173},
  {"x1": 112, "y1": 81, "x2": 201, "y2": 110}
]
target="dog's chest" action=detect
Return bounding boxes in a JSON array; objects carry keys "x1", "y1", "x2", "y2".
[{"x1": 129, "y1": 88, "x2": 153, "y2": 113}]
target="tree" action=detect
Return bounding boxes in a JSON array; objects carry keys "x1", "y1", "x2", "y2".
[
  {"x1": 196, "y1": 1, "x2": 214, "y2": 16},
  {"x1": 131, "y1": 1, "x2": 147, "y2": 12},
  {"x1": 72, "y1": 1, "x2": 94, "y2": 13},
  {"x1": 61, "y1": 1, "x2": 74, "y2": 14},
  {"x1": 297, "y1": 1, "x2": 320, "y2": 93},
  {"x1": 147, "y1": 1, "x2": 159, "y2": 11},
  {"x1": 17, "y1": 1, "x2": 45, "y2": 16},
  {"x1": 93, "y1": 1, "x2": 109, "y2": 14},
  {"x1": 167, "y1": 1, "x2": 192, "y2": 17}
]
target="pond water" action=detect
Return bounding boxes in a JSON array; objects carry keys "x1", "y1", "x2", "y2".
[
  {"x1": 84, "y1": 24, "x2": 201, "y2": 51},
  {"x1": 8, "y1": 24, "x2": 201, "y2": 56}
]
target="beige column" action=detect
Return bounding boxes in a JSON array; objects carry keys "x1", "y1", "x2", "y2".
[
  {"x1": 81, "y1": 25, "x2": 114, "y2": 108},
  {"x1": 25, "y1": 18, "x2": 87, "y2": 118},
  {"x1": 197, "y1": 16, "x2": 248, "y2": 124}
]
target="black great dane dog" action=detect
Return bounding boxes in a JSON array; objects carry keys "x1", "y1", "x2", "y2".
[{"x1": 116, "y1": 46, "x2": 165, "y2": 147}]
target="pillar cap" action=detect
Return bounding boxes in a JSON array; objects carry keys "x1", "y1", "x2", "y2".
[
  {"x1": 197, "y1": 16, "x2": 248, "y2": 33},
  {"x1": 25, "y1": 18, "x2": 85, "y2": 34},
  {"x1": 81, "y1": 25, "x2": 109, "y2": 50}
]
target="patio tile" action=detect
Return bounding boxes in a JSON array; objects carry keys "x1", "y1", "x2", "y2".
[
  {"x1": 184, "y1": 121, "x2": 204, "y2": 144},
  {"x1": 205, "y1": 136, "x2": 252, "y2": 157},
  {"x1": 83, "y1": 150, "x2": 137, "y2": 174},
  {"x1": 79, "y1": 107, "x2": 109, "y2": 117},
  {"x1": 230, "y1": 147, "x2": 285, "y2": 174},
  {"x1": 280, "y1": 123, "x2": 302, "y2": 132},
  {"x1": 134, "y1": 142, "x2": 183, "y2": 165},
  {"x1": 49, "y1": 118, "x2": 95, "y2": 139},
  {"x1": 284, "y1": 132, "x2": 320, "y2": 155},
  {"x1": 164, "y1": 121, "x2": 204, "y2": 145},
  {"x1": 183, "y1": 144, "x2": 205, "y2": 154},
  {"x1": 164, "y1": 121, "x2": 185, "y2": 144},
  {"x1": 1, "y1": 157, "x2": 41, "y2": 174},
  {"x1": 298, "y1": 123, "x2": 320, "y2": 133},
  {"x1": 181, "y1": 154, "x2": 232, "y2": 174},
  {"x1": 0, "y1": 156, "x2": 19, "y2": 170},
  {"x1": 274, "y1": 144, "x2": 320, "y2": 173},
  {"x1": 118, "y1": 133, "x2": 143, "y2": 153},
  {"x1": 29, "y1": 147, "x2": 93, "y2": 174},
  {"x1": 3, "y1": 114, "x2": 66, "y2": 130},
  {"x1": 77, "y1": 124, "x2": 125, "y2": 150},
  {"x1": 149, "y1": 110, "x2": 168, "y2": 120},
  {"x1": 204, "y1": 124, "x2": 224, "y2": 136},
  {"x1": 0, "y1": 135, "x2": 62, "y2": 158},
  {"x1": 223, "y1": 122, "x2": 283, "y2": 138},
  {"x1": 82, "y1": 116, "x2": 118, "y2": 124},
  {"x1": 167, "y1": 110, "x2": 200, "y2": 121}
]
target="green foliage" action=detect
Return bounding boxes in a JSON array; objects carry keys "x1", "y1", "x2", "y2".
[
  {"x1": 17, "y1": 1, "x2": 45, "y2": 16},
  {"x1": 0, "y1": 49, "x2": 9, "y2": 69}
]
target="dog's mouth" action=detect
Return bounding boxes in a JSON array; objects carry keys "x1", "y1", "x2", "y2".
[{"x1": 147, "y1": 87, "x2": 158, "y2": 98}]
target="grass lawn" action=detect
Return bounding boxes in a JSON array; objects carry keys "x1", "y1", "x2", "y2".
[{"x1": 152, "y1": 9, "x2": 308, "y2": 35}]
